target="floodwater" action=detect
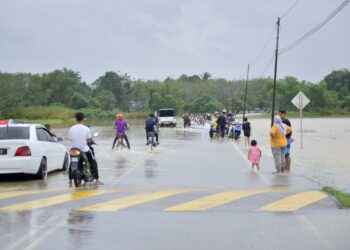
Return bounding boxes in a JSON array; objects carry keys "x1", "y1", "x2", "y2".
[
  {"x1": 53, "y1": 117, "x2": 349, "y2": 192},
  {"x1": 249, "y1": 118, "x2": 350, "y2": 192}
]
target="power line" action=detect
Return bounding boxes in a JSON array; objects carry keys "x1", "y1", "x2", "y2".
[
  {"x1": 281, "y1": 0, "x2": 300, "y2": 20},
  {"x1": 259, "y1": 53, "x2": 275, "y2": 77},
  {"x1": 251, "y1": 24, "x2": 277, "y2": 65},
  {"x1": 279, "y1": 0, "x2": 350, "y2": 55}
]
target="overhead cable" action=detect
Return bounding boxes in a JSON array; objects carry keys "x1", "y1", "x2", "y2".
[{"x1": 279, "y1": 0, "x2": 350, "y2": 55}]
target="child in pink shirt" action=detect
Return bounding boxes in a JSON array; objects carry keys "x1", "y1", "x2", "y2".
[{"x1": 248, "y1": 140, "x2": 262, "y2": 172}]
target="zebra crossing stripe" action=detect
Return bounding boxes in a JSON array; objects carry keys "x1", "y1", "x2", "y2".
[
  {"x1": 260, "y1": 191, "x2": 328, "y2": 212},
  {"x1": 0, "y1": 190, "x2": 116, "y2": 211},
  {"x1": 165, "y1": 188, "x2": 284, "y2": 212},
  {"x1": 77, "y1": 190, "x2": 193, "y2": 212}
]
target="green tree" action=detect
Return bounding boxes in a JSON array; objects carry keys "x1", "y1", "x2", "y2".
[
  {"x1": 93, "y1": 71, "x2": 128, "y2": 110},
  {"x1": 96, "y1": 89, "x2": 115, "y2": 110},
  {"x1": 189, "y1": 96, "x2": 224, "y2": 113},
  {"x1": 70, "y1": 93, "x2": 89, "y2": 109}
]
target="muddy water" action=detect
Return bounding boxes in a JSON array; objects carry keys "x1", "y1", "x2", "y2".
[
  {"x1": 49, "y1": 117, "x2": 350, "y2": 192},
  {"x1": 249, "y1": 118, "x2": 350, "y2": 192}
]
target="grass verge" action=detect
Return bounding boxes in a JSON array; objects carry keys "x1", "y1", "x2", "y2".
[{"x1": 323, "y1": 186, "x2": 350, "y2": 208}]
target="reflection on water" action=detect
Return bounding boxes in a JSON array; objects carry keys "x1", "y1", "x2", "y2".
[
  {"x1": 144, "y1": 159, "x2": 158, "y2": 178},
  {"x1": 67, "y1": 211, "x2": 95, "y2": 248},
  {"x1": 116, "y1": 156, "x2": 128, "y2": 178},
  {"x1": 250, "y1": 118, "x2": 350, "y2": 192}
]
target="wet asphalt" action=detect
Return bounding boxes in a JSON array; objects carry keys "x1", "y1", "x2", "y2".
[{"x1": 0, "y1": 123, "x2": 349, "y2": 250}]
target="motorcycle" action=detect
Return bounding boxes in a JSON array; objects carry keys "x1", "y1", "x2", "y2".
[
  {"x1": 115, "y1": 133, "x2": 127, "y2": 150},
  {"x1": 146, "y1": 131, "x2": 157, "y2": 150},
  {"x1": 68, "y1": 132, "x2": 98, "y2": 187},
  {"x1": 234, "y1": 123, "x2": 242, "y2": 140}
]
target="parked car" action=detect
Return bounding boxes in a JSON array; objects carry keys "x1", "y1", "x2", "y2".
[
  {"x1": 0, "y1": 121, "x2": 68, "y2": 180},
  {"x1": 159, "y1": 109, "x2": 177, "y2": 127}
]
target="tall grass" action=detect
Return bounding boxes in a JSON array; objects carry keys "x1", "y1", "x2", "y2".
[{"x1": 5, "y1": 106, "x2": 148, "y2": 126}]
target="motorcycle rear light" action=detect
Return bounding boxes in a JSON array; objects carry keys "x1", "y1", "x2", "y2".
[
  {"x1": 15, "y1": 146, "x2": 31, "y2": 156},
  {"x1": 70, "y1": 149, "x2": 81, "y2": 156}
]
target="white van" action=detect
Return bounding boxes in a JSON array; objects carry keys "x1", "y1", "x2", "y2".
[{"x1": 158, "y1": 109, "x2": 177, "y2": 127}]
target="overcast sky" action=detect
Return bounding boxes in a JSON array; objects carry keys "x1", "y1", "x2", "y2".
[{"x1": 0, "y1": 0, "x2": 349, "y2": 83}]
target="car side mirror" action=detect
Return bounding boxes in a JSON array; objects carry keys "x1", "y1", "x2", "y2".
[{"x1": 56, "y1": 137, "x2": 64, "y2": 142}]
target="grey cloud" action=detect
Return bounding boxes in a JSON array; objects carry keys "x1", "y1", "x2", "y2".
[{"x1": 0, "y1": 0, "x2": 349, "y2": 83}]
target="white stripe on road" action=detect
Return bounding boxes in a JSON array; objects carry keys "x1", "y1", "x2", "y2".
[{"x1": 231, "y1": 141, "x2": 271, "y2": 185}]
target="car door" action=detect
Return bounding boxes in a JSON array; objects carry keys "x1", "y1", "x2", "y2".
[
  {"x1": 42, "y1": 128, "x2": 62, "y2": 171},
  {"x1": 36, "y1": 127, "x2": 56, "y2": 171}
]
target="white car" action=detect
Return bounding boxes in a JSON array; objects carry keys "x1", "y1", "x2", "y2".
[
  {"x1": 0, "y1": 123, "x2": 68, "y2": 179},
  {"x1": 159, "y1": 109, "x2": 177, "y2": 127}
]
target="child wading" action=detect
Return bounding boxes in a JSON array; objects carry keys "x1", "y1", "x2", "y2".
[{"x1": 248, "y1": 140, "x2": 261, "y2": 172}]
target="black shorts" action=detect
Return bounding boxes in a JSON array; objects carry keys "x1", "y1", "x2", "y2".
[{"x1": 243, "y1": 131, "x2": 251, "y2": 137}]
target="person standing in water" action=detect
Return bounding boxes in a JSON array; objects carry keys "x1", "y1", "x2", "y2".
[
  {"x1": 279, "y1": 110, "x2": 292, "y2": 173},
  {"x1": 242, "y1": 117, "x2": 251, "y2": 148}
]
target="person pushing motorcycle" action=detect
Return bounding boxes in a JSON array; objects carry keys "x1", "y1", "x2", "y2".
[{"x1": 69, "y1": 112, "x2": 103, "y2": 185}]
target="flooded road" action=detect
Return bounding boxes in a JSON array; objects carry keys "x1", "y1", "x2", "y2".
[
  {"x1": 0, "y1": 120, "x2": 349, "y2": 250},
  {"x1": 249, "y1": 118, "x2": 350, "y2": 192}
]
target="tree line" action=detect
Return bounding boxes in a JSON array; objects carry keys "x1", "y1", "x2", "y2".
[{"x1": 0, "y1": 68, "x2": 349, "y2": 119}]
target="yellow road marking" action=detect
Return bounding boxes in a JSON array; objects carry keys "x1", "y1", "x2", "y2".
[
  {"x1": 0, "y1": 186, "x2": 26, "y2": 192},
  {"x1": 260, "y1": 191, "x2": 327, "y2": 212},
  {"x1": 165, "y1": 188, "x2": 284, "y2": 211},
  {"x1": 0, "y1": 190, "x2": 116, "y2": 211},
  {"x1": 0, "y1": 189, "x2": 58, "y2": 200},
  {"x1": 77, "y1": 190, "x2": 192, "y2": 212}
]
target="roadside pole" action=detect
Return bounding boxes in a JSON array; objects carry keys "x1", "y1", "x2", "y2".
[
  {"x1": 299, "y1": 94, "x2": 303, "y2": 149},
  {"x1": 242, "y1": 64, "x2": 250, "y2": 121},
  {"x1": 292, "y1": 92, "x2": 310, "y2": 149},
  {"x1": 271, "y1": 17, "x2": 281, "y2": 127}
]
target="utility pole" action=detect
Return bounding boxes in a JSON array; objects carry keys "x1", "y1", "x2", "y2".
[
  {"x1": 271, "y1": 17, "x2": 281, "y2": 127},
  {"x1": 242, "y1": 64, "x2": 250, "y2": 121}
]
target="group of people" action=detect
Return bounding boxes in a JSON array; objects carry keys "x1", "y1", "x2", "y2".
[
  {"x1": 182, "y1": 113, "x2": 208, "y2": 127},
  {"x1": 111, "y1": 113, "x2": 160, "y2": 150},
  {"x1": 246, "y1": 110, "x2": 292, "y2": 174},
  {"x1": 209, "y1": 110, "x2": 252, "y2": 143},
  {"x1": 65, "y1": 108, "x2": 292, "y2": 187},
  {"x1": 66, "y1": 112, "x2": 162, "y2": 186}
]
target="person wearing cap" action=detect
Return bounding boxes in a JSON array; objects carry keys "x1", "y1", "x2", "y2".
[
  {"x1": 69, "y1": 112, "x2": 103, "y2": 185},
  {"x1": 112, "y1": 114, "x2": 130, "y2": 149}
]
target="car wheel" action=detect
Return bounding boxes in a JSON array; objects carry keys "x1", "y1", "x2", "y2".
[
  {"x1": 62, "y1": 153, "x2": 68, "y2": 171},
  {"x1": 36, "y1": 158, "x2": 48, "y2": 180}
]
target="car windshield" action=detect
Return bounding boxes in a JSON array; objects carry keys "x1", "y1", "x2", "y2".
[
  {"x1": 0, "y1": 127, "x2": 30, "y2": 140},
  {"x1": 159, "y1": 110, "x2": 174, "y2": 117}
]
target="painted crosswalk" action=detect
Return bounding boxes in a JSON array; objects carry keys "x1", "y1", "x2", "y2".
[
  {"x1": 0, "y1": 190, "x2": 116, "y2": 212},
  {"x1": 77, "y1": 190, "x2": 193, "y2": 212},
  {"x1": 260, "y1": 191, "x2": 328, "y2": 212},
  {"x1": 0, "y1": 188, "x2": 329, "y2": 212},
  {"x1": 165, "y1": 188, "x2": 285, "y2": 211}
]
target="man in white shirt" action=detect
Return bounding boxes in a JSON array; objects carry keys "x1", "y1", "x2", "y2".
[{"x1": 69, "y1": 112, "x2": 103, "y2": 185}]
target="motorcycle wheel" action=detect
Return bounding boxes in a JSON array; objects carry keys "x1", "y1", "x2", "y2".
[{"x1": 73, "y1": 170, "x2": 82, "y2": 187}]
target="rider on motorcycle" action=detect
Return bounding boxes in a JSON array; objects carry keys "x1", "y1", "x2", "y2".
[
  {"x1": 183, "y1": 112, "x2": 191, "y2": 128},
  {"x1": 112, "y1": 114, "x2": 130, "y2": 149},
  {"x1": 145, "y1": 114, "x2": 159, "y2": 144},
  {"x1": 68, "y1": 112, "x2": 103, "y2": 185}
]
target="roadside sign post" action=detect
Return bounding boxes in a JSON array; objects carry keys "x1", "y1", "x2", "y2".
[{"x1": 291, "y1": 92, "x2": 310, "y2": 149}]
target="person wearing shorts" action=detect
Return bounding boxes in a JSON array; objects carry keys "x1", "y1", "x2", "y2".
[
  {"x1": 242, "y1": 117, "x2": 251, "y2": 147},
  {"x1": 279, "y1": 110, "x2": 292, "y2": 173}
]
